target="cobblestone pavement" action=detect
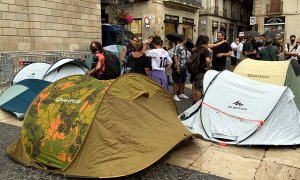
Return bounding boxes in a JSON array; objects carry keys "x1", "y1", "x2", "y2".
[{"x1": 0, "y1": 84, "x2": 224, "y2": 180}]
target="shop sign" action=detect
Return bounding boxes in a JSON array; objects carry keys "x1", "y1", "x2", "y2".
[
  {"x1": 239, "y1": 32, "x2": 245, "y2": 37},
  {"x1": 144, "y1": 17, "x2": 150, "y2": 27},
  {"x1": 200, "y1": 20, "x2": 206, "y2": 25},
  {"x1": 212, "y1": 21, "x2": 218, "y2": 28},
  {"x1": 264, "y1": 16, "x2": 285, "y2": 25},
  {"x1": 250, "y1": 16, "x2": 257, "y2": 25},
  {"x1": 165, "y1": 14, "x2": 179, "y2": 23},
  {"x1": 182, "y1": 17, "x2": 194, "y2": 25}
]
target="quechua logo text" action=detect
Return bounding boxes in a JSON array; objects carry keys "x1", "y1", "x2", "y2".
[
  {"x1": 228, "y1": 101, "x2": 247, "y2": 110},
  {"x1": 247, "y1": 74, "x2": 269, "y2": 78},
  {"x1": 55, "y1": 98, "x2": 81, "y2": 104}
]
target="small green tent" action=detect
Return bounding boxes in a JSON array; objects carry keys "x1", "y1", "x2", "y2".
[
  {"x1": 7, "y1": 74, "x2": 192, "y2": 178},
  {"x1": 234, "y1": 59, "x2": 300, "y2": 110}
]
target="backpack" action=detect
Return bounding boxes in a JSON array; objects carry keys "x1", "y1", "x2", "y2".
[
  {"x1": 186, "y1": 49, "x2": 203, "y2": 75},
  {"x1": 85, "y1": 54, "x2": 98, "y2": 70},
  {"x1": 98, "y1": 51, "x2": 121, "y2": 80},
  {"x1": 171, "y1": 46, "x2": 187, "y2": 70},
  {"x1": 285, "y1": 43, "x2": 298, "y2": 60}
]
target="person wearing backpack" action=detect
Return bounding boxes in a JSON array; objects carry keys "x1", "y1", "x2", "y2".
[
  {"x1": 86, "y1": 41, "x2": 121, "y2": 80},
  {"x1": 257, "y1": 37, "x2": 280, "y2": 61},
  {"x1": 190, "y1": 35, "x2": 211, "y2": 102},
  {"x1": 284, "y1": 35, "x2": 300, "y2": 61},
  {"x1": 86, "y1": 41, "x2": 106, "y2": 80}
]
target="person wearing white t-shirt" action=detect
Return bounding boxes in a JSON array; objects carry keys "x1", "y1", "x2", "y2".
[
  {"x1": 237, "y1": 38, "x2": 244, "y2": 61},
  {"x1": 145, "y1": 36, "x2": 172, "y2": 91},
  {"x1": 284, "y1": 35, "x2": 300, "y2": 61},
  {"x1": 230, "y1": 37, "x2": 239, "y2": 71}
]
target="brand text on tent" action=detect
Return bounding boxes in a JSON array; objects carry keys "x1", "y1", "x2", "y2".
[{"x1": 55, "y1": 98, "x2": 81, "y2": 104}]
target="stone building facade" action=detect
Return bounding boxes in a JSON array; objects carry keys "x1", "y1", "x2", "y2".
[
  {"x1": 198, "y1": 0, "x2": 252, "y2": 43},
  {"x1": 102, "y1": 0, "x2": 200, "y2": 49},
  {"x1": 0, "y1": 0, "x2": 101, "y2": 51},
  {"x1": 253, "y1": 0, "x2": 300, "y2": 43},
  {"x1": 102, "y1": 0, "x2": 252, "y2": 47}
]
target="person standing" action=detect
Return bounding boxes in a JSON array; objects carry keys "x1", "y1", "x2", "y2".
[
  {"x1": 211, "y1": 31, "x2": 232, "y2": 71},
  {"x1": 253, "y1": 34, "x2": 266, "y2": 60},
  {"x1": 86, "y1": 41, "x2": 105, "y2": 79},
  {"x1": 284, "y1": 35, "x2": 300, "y2": 61},
  {"x1": 121, "y1": 35, "x2": 138, "y2": 74},
  {"x1": 272, "y1": 36, "x2": 282, "y2": 52},
  {"x1": 230, "y1": 37, "x2": 240, "y2": 71},
  {"x1": 237, "y1": 37, "x2": 244, "y2": 62},
  {"x1": 145, "y1": 36, "x2": 172, "y2": 91},
  {"x1": 243, "y1": 35, "x2": 258, "y2": 59},
  {"x1": 192, "y1": 35, "x2": 212, "y2": 102},
  {"x1": 127, "y1": 41, "x2": 151, "y2": 76},
  {"x1": 172, "y1": 36, "x2": 189, "y2": 101},
  {"x1": 257, "y1": 37, "x2": 280, "y2": 61}
]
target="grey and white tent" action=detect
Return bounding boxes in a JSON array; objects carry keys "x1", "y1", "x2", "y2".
[
  {"x1": 181, "y1": 70, "x2": 300, "y2": 145},
  {"x1": 12, "y1": 62, "x2": 51, "y2": 85},
  {"x1": 42, "y1": 59, "x2": 89, "y2": 82}
]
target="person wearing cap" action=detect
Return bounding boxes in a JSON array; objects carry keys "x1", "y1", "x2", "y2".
[{"x1": 257, "y1": 37, "x2": 280, "y2": 61}]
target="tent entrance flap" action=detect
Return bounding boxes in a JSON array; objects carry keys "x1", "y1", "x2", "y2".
[
  {"x1": 201, "y1": 106, "x2": 260, "y2": 143},
  {"x1": 212, "y1": 133, "x2": 237, "y2": 141}
]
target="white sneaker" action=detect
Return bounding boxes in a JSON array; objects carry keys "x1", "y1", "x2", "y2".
[
  {"x1": 173, "y1": 95, "x2": 181, "y2": 101},
  {"x1": 179, "y1": 94, "x2": 189, "y2": 99}
]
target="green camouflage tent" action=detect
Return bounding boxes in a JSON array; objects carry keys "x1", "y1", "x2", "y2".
[{"x1": 7, "y1": 74, "x2": 192, "y2": 178}]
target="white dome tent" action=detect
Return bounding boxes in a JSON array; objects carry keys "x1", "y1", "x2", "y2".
[
  {"x1": 181, "y1": 70, "x2": 300, "y2": 145},
  {"x1": 12, "y1": 62, "x2": 51, "y2": 85},
  {"x1": 42, "y1": 59, "x2": 90, "y2": 82}
]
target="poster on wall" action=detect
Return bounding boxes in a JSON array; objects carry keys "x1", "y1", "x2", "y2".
[{"x1": 129, "y1": 19, "x2": 142, "y2": 38}]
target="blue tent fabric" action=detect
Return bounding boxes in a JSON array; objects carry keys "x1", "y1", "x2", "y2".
[
  {"x1": 0, "y1": 88, "x2": 37, "y2": 114},
  {"x1": 0, "y1": 79, "x2": 50, "y2": 119},
  {"x1": 17, "y1": 79, "x2": 51, "y2": 93}
]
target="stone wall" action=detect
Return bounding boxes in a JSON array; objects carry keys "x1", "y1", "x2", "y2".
[{"x1": 0, "y1": 0, "x2": 101, "y2": 51}]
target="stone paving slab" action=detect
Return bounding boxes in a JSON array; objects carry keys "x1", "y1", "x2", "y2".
[
  {"x1": 188, "y1": 146, "x2": 261, "y2": 180},
  {"x1": 210, "y1": 143, "x2": 266, "y2": 160},
  {"x1": 255, "y1": 161, "x2": 300, "y2": 180},
  {"x1": 263, "y1": 148, "x2": 300, "y2": 168},
  {"x1": 165, "y1": 139, "x2": 213, "y2": 168},
  {"x1": 0, "y1": 109, "x2": 22, "y2": 127}
]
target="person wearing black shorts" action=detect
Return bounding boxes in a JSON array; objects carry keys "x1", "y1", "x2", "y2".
[{"x1": 192, "y1": 35, "x2": 211, "y2": 102}]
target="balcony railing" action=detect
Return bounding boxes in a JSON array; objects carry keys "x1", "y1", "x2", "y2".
[
  {"x1": 214, "y1": 6, "x2": 219, "y2": 15},
  {"x1": 163, "y1": 0, "x2": 200, "y2": 13},
  {"x1": 231, "y1": 11, "x2": 235, "y2": 19},
  {"x1": 223, "y1": 9, "x2": 227, "y2": 18}
]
